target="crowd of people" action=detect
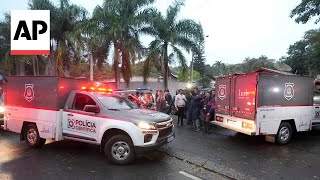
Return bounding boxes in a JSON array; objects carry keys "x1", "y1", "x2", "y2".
[{"x1": 124, "y1": 87, "x2": 215, "y2": 133}]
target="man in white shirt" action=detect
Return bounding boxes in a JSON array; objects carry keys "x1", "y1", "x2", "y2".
[{"x1": 174, "y1": 89, "x2": 187, "y2": 126}]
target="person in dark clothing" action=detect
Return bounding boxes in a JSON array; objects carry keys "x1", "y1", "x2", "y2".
[
  {"x1": 202, "y1": 91, "x2": 215, "y2": 133},
  {"x1": 164, "y1": 90, "x2": 172, "y2": 114},
  {"x1": 188, "y1": 87, "x2": 201, "y2": 131}
]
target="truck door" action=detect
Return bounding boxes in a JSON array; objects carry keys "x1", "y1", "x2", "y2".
[
  {"x1": 216, "y1": 76, "x2": 232, "y2": 115},
  {"x1": 62, "y1": 93, "x2": 100, "y2": 142},
  {"x1": 232, "y1": 73, "x2": 257, "y2": 120},
  {"x1": 312, "y1": 91, "x2": 320, "y2": 127}
]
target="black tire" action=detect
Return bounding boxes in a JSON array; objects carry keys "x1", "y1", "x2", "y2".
[
  {"x1": 276, "y1": 122, "x2": 293, "y2": 145},
  {"x1": 24, "y1": 123, "x2": 46, "y2": 148},
  {"x1": 104, "y1": 134, "x2": 135, "y2": 165}
]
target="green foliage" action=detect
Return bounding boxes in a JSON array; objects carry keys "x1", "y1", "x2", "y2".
[
  {"x1": 193, "y1": 41, "x2": 206, "y2": 75},
  {"x1": 283, "y1": 29, "x2": 320, "y2": 76},
  {"x1": 240, "y1": 55, "x2": 274, "y2": 73},
  {"x1": 142, "y1": 0, "x2": 204, "y2": 89},
  {"x1": 290, "y1": 0, "x2": 320, "y2": 24},
  {"x1": 197, "y1": 76, "x2": 212, "y2": 88},
  {"x1": 178, "y1": 69, "x2": 200, "y2": 82}
]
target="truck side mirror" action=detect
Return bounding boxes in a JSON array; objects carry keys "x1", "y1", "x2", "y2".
[{"x1": 83, "y1": 105, "x2": 100, "y2": 113}]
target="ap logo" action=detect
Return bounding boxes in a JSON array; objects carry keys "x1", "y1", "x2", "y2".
[
  {"x1": 11, "y1": 10, "x2": 50, "y2": 55},
  {"x1": 284, "y1": 83, "x2": 294, "y2": 101}
]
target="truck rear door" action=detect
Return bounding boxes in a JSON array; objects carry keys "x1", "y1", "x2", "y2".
[
  {"x1": 232, "y1": 73, "x2": 258, "y2": 120},
  {"x1": 216, "y1": 76, "x2": 232, "y2": 115}
]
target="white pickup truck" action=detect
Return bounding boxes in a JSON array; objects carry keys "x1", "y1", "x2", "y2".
[{"x1": 2, "y1": 76, "x2": 174, "y2": 165}]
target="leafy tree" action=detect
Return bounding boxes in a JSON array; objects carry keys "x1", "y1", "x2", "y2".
[
  {"x1": 290, "y1": 0, "x2": 320, "y2": 24},
  {"x1": 142, "y1": 0, "x2": 204, "y2": 89},
  {"x1": 283, "y1": 40, "x2": 309, "y2": 75},
  {"x1": 29, "y1": 0, "x2": 88, "y2": 76},
  {"x1": 87, "y1": 0, "x2": 155, "y2": 87},
  {"x1": 197, "y1": 76, "x2": 212, "y2": 88},
  {"x1": 193, "y1": 41, "x2": 206, "y2": 75},
  {"x1": 240, "y1": 55, "x2": 274, "y2": 73},
  {"x1": 178, "y1": 69, "x2": 200, "y2": 82}
]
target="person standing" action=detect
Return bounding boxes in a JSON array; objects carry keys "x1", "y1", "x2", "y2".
[
  {"x1": 189, "y1": 87, "x2": 201, "y2": 131},
  {"x1": 156, "y1": 91, "x2": 166, "y2": 112},
  {"x1": 164, "y1": 90, "x2": 172, "y2": 114},
  {"x1": 175, "y1": 89, "x2": 187, "y2": 126},
  {"x1": 150, "y1": 90, "x2": 155, "y2": 103},
  {"x1": 203, "y1": 91, "x2": 215, "y2": 133}
]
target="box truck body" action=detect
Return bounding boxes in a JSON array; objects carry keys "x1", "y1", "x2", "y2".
[{"x1": 214, "y1": 71, "x2": 319, "y2": 144}]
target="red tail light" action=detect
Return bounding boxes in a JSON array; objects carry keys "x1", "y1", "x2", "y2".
[{"x1": 216, "y1": 116, "x2": 223, "y2": 122}]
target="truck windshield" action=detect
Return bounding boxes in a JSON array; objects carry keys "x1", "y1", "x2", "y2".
[{"x1": 95, "y1": 94, "x2": 137, "y2": 110}]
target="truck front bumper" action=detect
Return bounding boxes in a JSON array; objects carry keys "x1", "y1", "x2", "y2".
[{"x1": 135, "y1": 132, "x2": 175, "y2": 153}]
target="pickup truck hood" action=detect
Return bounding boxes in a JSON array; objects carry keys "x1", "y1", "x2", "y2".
[{"x1": 111, "y1": 109, "x2": 171, "y2": 123}]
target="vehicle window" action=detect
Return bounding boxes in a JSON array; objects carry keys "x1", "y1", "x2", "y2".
[
  {"x1": 95, "y1": 94, "x2": 137, "y2": 110},
  {"x1": 73, "y1": 93, "x2": 96, "y2": 111},
  {"x1": 314, "y1": 91, "x2": 320, "y2": 105}
]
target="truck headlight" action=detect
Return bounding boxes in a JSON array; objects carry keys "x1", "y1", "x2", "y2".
[
  {"x1": 0, "y1": 106, "x2": 4, "y2": 113},
  {"x1": 136, "y1": 122, "x2": 156, "y2": 130}
]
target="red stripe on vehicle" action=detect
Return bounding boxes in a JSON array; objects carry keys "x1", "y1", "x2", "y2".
[
  {"x1": 6, "y1": 105, "x2": 59, "y2": 111},
  {"x1": 10, "y1": 50, "x2": 50, "y2": 55},
  {"x1": 64, "y1": 110, "x2": 131, "y2": 122},
  {"x1": 258, "y1": 104, "x2": 314, "y2": 107}
]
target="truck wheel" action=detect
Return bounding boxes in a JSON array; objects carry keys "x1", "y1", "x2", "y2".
[
  {"x1": 24, "y1": 124, "x2": 46, "y2": 148},
  {"x1": 104, "y1": 135, "x2": 135, "y2": 165},
  {"x1": 276, "y1": 122, "x2": 292, "y2": 145}
]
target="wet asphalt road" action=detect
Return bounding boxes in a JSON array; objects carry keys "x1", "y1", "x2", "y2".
[
  {"x1": 163, "y1": 119, "x2": 320, "y2": 180},
  {"x1": 1, "y1": 118, "x2": 320, "y2": 180},
  {"x1": 0, "y1": 129, "x2": 225, "y2": 180}
]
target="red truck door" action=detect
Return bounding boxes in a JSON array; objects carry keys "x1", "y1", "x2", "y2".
[
  {"x1": 231, "y1": 73, "x2": 258, "y2": 120},
  {"x1": 216, "y1": 76, "x2": 232, "y2": 115}
]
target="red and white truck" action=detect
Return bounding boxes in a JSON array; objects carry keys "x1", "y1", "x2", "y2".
[
  {"x1": 213, "y1": 69, "x2": 320, "y2": 144},
  {"x1": 2, "y1": 76, "x2": 174, "y2": 164}
]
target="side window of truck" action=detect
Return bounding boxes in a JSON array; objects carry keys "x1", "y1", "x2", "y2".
[{"x1": 73, "y1": 93, "x2": 96, "y2": 111}]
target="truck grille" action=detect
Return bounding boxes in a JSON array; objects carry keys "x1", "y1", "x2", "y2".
[
  {"x1": 156, "y1": 119, "x2": 173, "y2": 129},
  {"x1": 158, "y1": 126, "x2": 173, "y2": 138}
]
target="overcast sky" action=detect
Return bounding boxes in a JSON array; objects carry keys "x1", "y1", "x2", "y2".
[{"x1": 1, "y1": 0, "x2": 319, "y2": 65}]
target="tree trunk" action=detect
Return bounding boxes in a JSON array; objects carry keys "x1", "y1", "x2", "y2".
[
  {"x1": 114, "y1": 43, "x2": 119, "y2": 89},
  {"x1": 163, "y1": 43, "x2": 169, "y2": 90},
  {"x1": 32, "y1": 56, "x2": 37, "y2": 76},
  {"x1": 46, "y1": 41, "x2": 56, "y2": 76},
  {"x1": 36, "y1": 56, "x2": 40, "y2": 75},
  {"x1": 19, "y1": 60, "x2": 25, "y2": 76}
]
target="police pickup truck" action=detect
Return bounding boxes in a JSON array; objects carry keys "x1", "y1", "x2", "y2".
[{"x1": 2, "y1": 76, "x2": 174, "y2": 165}]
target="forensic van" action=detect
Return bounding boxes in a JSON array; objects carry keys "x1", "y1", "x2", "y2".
[
  {"x1": 2, "y1": 76, "x2": 174, "y2": 164},
  {"x1": 213, "y1": 68, "x2": 320, "y2": 144}
]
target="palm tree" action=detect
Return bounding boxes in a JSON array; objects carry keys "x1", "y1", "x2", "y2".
[
  {"x1": 29, "y1": 0, "x2": 88, "y2": 76},
  {"x1": 0, "y1": 13, "x2": 34, "y2": 76},
  {"x1": 87, "y1": 0, "x2": 155, "y2": 88},
  {"x1": 142, "y1": 0, "x2": 204, "y2": 89}
]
